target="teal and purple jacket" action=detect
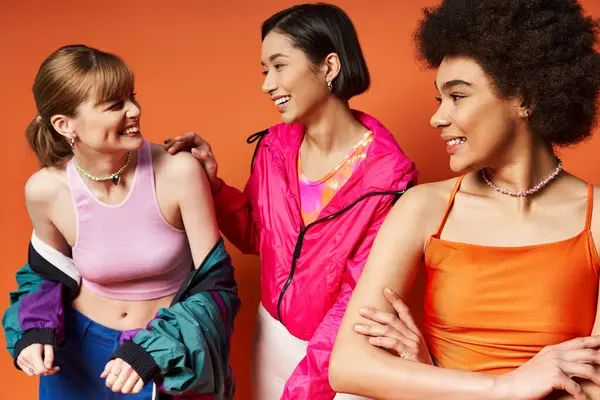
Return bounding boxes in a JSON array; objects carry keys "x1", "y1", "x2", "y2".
[{"x1": 2, "y1": 233, "x2": 240, "y2": 400}]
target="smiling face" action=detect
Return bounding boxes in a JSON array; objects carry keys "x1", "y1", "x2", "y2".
[
  {"x1": 430, "y1": 56, "x2": 525, "y2": 173},
  {"x1": 261, "y1": 31, "x2": 330, "y2": 124},
  {"x1": 41, "y1": 46, "x2": 145, "y2": 155},
  {"x1": 69, "y1": 89, "x2": 144, "y2": 153}
]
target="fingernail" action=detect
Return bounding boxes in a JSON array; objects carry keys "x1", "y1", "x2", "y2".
[
  {"x1": 354, "y1": 324, "x2": 365, "y2": 331},
  {"x1": 359, "y1": 307, "x2": 372, "y2": 314},
  {"x1": 385, "y1": 288, "x2": 393, "y2": 295}
]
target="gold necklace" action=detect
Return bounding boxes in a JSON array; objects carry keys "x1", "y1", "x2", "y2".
[{"x1": 73, "y1": 152, "x2": 132, "y2": 185}]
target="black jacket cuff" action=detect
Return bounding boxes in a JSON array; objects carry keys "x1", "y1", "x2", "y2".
[
  {"x1": 13, "y1": 328, "x2": 56, "y2": 370},
  {"x1": 110, "y1": 340, "x2": 159, "y2": 385}
]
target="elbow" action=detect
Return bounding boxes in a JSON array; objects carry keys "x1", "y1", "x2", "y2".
[
  {"x1": 328, "y1": 345, "x2": 355, "y2": 394},
  {"x1": 328, "y1": 357, "x2": 346, "y2": 393}
]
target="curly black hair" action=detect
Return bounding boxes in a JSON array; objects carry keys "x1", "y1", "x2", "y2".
[{"x1": 415, "y1": 0, "x2": 600, "y2": 146}]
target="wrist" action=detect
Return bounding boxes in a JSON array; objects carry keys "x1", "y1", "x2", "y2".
[
  {"x1": 489, "y1": 375, "x2": 511, "y2": 400},
  {"x1": 13, "y1": 328, "x2": 56, "y2": 370},
  {"x1": 110, "y1": 340, "x2": 159, "y2": 385}
]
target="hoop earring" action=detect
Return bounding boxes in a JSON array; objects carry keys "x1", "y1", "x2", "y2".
[
  {"x1": 326, "y1": 80, "x2": 333, "y2": 91},
  {"x1": 70, "y1": 137, "x2": 75, "y2": 149}
]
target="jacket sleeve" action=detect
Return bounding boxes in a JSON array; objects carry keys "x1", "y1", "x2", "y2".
[
  {"x1": 2, "y1": 232, "x2": 80, "y2": 368},
  {"x1": 111, "y1": 238, "x2": 241, "y2": 399},
  {"x1": 212, "y1": 181, "x2": 260, "y2": 255},
  {"x1": 281, "y1": 197, "x2": 396, "y2": 400},
  {"x1": 211, "y1": 130, "x2": 268, "y2": 256}
]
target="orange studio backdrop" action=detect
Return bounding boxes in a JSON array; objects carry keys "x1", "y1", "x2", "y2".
[{"x1": 1, "y1": 1, "x2": 599, "y2": 398}]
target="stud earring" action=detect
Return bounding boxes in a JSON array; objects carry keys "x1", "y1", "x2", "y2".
[
  {"x1": 70, "y1": 137, "x2": 75, "y2": 148},
  {"x1": 327, "y1": 80, "x2": 333, "y2": 91}
]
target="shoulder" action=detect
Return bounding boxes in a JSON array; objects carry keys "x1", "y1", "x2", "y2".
[
  {"x1": 383, "y1": 177, "x2": 458, "y2": 240},
  {"x1": 362, "y1": 127, "x2": 418, "y2": 188},
  {"x1": 589, "y1": 182, "x2": 600, "y2": 237},
  {"x1": 262, "y1": 122, "x2": 301, "y2": 147},
  {"x1": 149, "y1": 142, "x2": 209, "y2": 188},
  {"x1": 394, "y1": 178, "x2": 455, "y2": 215},
  {"x1": 547, "y1": 171, "x2": 599, "y2": 249},
  {"x1": 574, "y1": 177, "x2": 600, "y2": 258},
  {"x1": 25, "y1": 167, "x2": 68, "y2": 207}
]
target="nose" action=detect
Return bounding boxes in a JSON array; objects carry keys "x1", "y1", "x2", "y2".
[
  {"x1": 430, "y1": 103, "x2": 451, "y2": 129},
  {"x1": 126, "y1": 98, "x2": 141, "y2": 119},
  {"x1": 261, "y1": 70, "x2": 277, "y2": 94}
]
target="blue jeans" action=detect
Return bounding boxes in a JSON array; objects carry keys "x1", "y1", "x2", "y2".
[{"x1": 39, "y1": 306, "x2": 154, "y2": 400}]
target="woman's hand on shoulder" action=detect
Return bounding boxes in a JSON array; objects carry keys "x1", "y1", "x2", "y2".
[{"x1": 163, "y1": 132, "x2": 221, "y2": 192}]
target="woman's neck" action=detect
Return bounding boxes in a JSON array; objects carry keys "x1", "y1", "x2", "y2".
[
  {"x1": 480, "y1": 131, "x2": 561, "y2": 211},
  {"x1": 484, "y1": 134, "x2": 558, "y2": 192},
  {"x1": 301, "y1": 98, "x2": 366, "y2": 155},
  {"x1": 72, "y1": 146, "x2": 136, "y2": 190}
]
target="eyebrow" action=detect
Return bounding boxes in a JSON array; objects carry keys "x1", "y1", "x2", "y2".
[
  {"x1": 95, "y1": 97, "x2": 120, "y2": 107},
  {"x1": 261, "y1": 53, "x2": 289, "y2": 65},
  {"x1": 435, "y1": 79, "x2": 474, "y2": 92}
]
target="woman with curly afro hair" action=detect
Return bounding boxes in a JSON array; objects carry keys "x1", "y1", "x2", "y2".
[{"x1": 330, "y1": 0, "x2": 600, "y2": 399}]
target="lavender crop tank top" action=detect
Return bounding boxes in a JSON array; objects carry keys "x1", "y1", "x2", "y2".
[{"x1": 66, "y1": 141, "x2": 192, "y2": 301}]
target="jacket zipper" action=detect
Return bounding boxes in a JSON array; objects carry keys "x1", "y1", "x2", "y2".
[{"x1": 276, "y1": 190, "x2": 407, "y2": 322}]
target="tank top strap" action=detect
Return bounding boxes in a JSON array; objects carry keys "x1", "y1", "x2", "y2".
[
  {"x1": 136, "y1": 141, "x2": 153, "y2": 185},
  {"x1": 585, "y1": 183, "x2": 594, "y2": 231},
  {"x1": 126, "y1": 141, "x2": 154, "y2": 202},
  {"x1": 434, "y1": 175, "x2": 466, "y2": 237},
  {"x1": 65, "y1": 158, "x2": 90, "y2": 205}
]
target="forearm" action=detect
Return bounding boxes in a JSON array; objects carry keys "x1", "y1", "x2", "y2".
[
  {"x1": 4, "y1": 236, "x2": 79, "y2": 365},
  {"x1": 330, "y1": 337, "x2": 502, "y2": 400}
]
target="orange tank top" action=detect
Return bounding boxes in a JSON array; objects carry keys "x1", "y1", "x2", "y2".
[{"x1": 422, "y1": 176, "x2": 600, "y2": 374}]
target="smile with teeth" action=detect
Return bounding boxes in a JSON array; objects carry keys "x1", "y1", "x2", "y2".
[
  {"x1": 447, "y1": 137, "x2": 467, "y2": 146},
  {"x1": 121, "y1": 126, "x2": 139, "y2": 135},
  {"x1": 275, "y1": 96, "x2": 291, "y2": 106}
]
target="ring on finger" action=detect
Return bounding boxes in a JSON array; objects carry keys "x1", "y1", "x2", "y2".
[
  {"x1": 399, "y1": 349, "x2": 414, "y2": 360},
  {"x1": 28, "y1": 367, "x2": 35, "y2": 374}
]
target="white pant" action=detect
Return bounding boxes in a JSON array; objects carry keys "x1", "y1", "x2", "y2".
[{"x1": 251, "y1": 303, "x2": 369, "y2": 400}]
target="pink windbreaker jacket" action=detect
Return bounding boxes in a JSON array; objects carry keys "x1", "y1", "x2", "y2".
[{"x1": 213, "y1": 111, "x2": 418, "y2": 399}]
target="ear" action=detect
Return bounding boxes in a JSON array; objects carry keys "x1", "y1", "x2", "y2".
[
  {"x1": 514, "y1": 92, "x2": 533, "y2": 119},
  {"x1": 322, "y1": 52, "x2": 341, "y2": 83},
  {"x1": 50, "y1": 114, "x2": 76, "y2": 141},
  {"x1": 516, "y1": 103, "x2": 533, "y2": 120}
]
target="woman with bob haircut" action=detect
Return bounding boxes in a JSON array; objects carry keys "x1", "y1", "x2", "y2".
[{"x1": 165, "y1": 3, "x2": 417, "y2": 399}]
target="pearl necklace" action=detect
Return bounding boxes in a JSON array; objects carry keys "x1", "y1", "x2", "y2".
[
  {"x1": 73, "y1": 152, "x2": 132, "y2": 185},
  {"x1": 481, "y1": 158, "x2": 563, "y2": 197}
]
